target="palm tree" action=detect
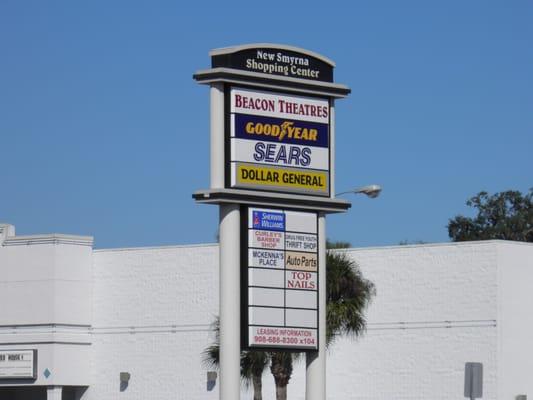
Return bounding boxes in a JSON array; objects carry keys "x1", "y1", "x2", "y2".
[
  {"x1": 269, "y1": 352, "x2": 293, "y2": 400},
  {"x1": 202, "y1": 318, "x2": 269, "y2": 400},
  {"x1": 325, "y1": 248, "x2": 376, "y2": 345},
  {"x1": 241, "y1": 351, "x2": 269, "y2": 400}
]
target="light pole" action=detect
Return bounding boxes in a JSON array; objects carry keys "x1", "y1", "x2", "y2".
[{"x1": 336, "y1": 184, "x2": 382, "y2": 199}]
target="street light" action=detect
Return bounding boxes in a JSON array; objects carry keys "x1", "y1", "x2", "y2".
[{"x1": 336, "y1": 184, "x2": 382, "y2": 198}]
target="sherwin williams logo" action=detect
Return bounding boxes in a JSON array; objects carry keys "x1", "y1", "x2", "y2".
[{"x1": 252, "y1": 211, "x2": 285, "y2": 231}]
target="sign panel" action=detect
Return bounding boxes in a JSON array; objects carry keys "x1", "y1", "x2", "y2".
[
  {"x1": 231, "y1": 139, "x2": 329, "y2": 170},
  {"x1": 242, "y1": 206, "x2": 319, "y2": 351},
  {"x1": 249, "y1": 249, "x2": 285, "y2": 269},
  {"x1": 231, "y1": 88, "x2": 329, "y2": 123},
  {"x1": 0, "y1": 350, "x2": 37, "y2": 379},
  {"x1": 233, "y1": 163, "x2": 329, "y2": 195},
  {"x1": 249, "y1": 229, "x2": 284, "y2": 250},
  {"x1": 229, "y1": 87, "x2": 330, "y2": 197},
  {"x1": 233, "y1": 114, "x2": 329, "y2": 146},
  {"x1": 211, "y1": 46, "x2": 334, "y2": 82}
]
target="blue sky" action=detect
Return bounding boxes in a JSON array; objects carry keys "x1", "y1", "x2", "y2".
[{"x1": 1, "y1": 1, "x2": 531, "y2": 248}]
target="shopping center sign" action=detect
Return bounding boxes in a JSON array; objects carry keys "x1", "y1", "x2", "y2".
[{"x1": 194, "y1": 44, "x2": 351, "y2": 359}]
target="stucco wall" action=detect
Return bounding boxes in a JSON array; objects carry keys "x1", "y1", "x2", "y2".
[
  {"x1": 0, "y1": 238, "x2": 92, "y2": 326},
  {"x1": 497, "y1": 242, "x2": 533, "y2": 399},
  {"x1": 0, "y1": 235, "x2": 93, "y2": 388},
  {"x1": 3, "y1": 228, "x2": 531, "y2": 399},
  {"x1": 325, "y1": 243, "x2": 499, "y2": 400},
  {"x1": 89, "y1": 244, "x2": 219, "y2": 400},
  {"x1": 86, "y1": 240, "x2": 521, "y2": 400}
]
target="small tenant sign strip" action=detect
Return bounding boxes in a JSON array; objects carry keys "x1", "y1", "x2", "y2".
[
  {"x1": 242, "y1": 206, "x2": 319, "y2": 350},
  {"x1": 0, "y1": 350, "x2": 37, "y2": 379}
]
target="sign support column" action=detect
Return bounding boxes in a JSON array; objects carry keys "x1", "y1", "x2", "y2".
[
  {"x1": 210, "y1": 82, "x2": 225, "y2": 188},
  {"x1": 305, "y1": 213, "x2": 326, "y2": 400},
  {"x1": 219, "y1": 204, "x2": 241, "y2": 400}
]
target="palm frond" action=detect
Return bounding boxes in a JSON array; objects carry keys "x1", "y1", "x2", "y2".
[{"x1": 326, "y1": 250, "x2": 376, "y2": 347}]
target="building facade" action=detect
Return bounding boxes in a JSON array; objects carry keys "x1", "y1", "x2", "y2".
[{"x1": 1, "y1": 223, "x2": 532, "y2": 399}]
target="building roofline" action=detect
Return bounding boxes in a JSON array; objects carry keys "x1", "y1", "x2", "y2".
[
  {"x1": 3, "y1": 234, "x2": 93, "y2": 247},
  {"x1": 93, "y1": 242, "x2": 219, "y2": 253},
  {"x1": 93, "y1": 239, "x2": 532, "y2": 253},
  {"x1": 335, "y1": 239, "x2": 533, "y2": 253}
]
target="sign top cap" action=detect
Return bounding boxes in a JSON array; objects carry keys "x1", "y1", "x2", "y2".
[{"x1": 209, "y1": 43, "x2": 336, "y2": 68}]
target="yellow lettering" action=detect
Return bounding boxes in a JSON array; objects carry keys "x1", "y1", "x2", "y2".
[
  {"x1": 236, "y1": 164, "x2": 327, "y2": 193},
  {"x1": 245, "y1": 122, "x2": 254, "y2": 134}
]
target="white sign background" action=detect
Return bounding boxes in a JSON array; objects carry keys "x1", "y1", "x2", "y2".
[
  {"x1": 231, "y1": 87, "x2": 329, "y2": 124},
  {"x1": 231, "y1": 138, "x2": 329, "y2": 170},
  {"x1": 0, "y1": 350, "x2": 36, "y2": 379}
]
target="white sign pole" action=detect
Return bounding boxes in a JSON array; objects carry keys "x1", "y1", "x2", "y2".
[
  {"x1": 214, "y1": 80, "x2": 240, "y2": 400},
  {"x1": 210, "y1": 83, "x2": 225, "y2": 189},
  {"x1": 329, "y1": 101, "x2": 336, "y2": 197},
  {"x1": 305, "y1": 213, "x2": 327, "y2": 399},
  {"x1": 219, "y1": 204, "x2": 241, "y2": 400}
]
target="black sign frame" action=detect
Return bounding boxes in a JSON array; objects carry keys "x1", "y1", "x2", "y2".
[
  {"x1": 240, "y1": 204, "x2": 320, "y2": 352},
  {"x1": 212, "y1": 46, "x2": 334, "y2": 83}
]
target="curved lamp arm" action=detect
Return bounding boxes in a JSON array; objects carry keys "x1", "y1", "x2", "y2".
[{"x1": 336, "y1": 184, "x2": 382, "y2": 198}]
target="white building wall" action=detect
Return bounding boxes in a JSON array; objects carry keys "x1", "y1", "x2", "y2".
[
  {"x1": 3, "y1": 229, "x2": 531, "y2": 399},
  {"x1": 0, "y1": 232, "x2": 93, "y2": 388},
  {"x1": 88, "y1": 244, "x2": 220, "y2": 400},
  {"x1": 0, "y1": 235, "x2": 93, "y2": 326},
  {"x1": 325, "y1": 243, "x2": 499, "y2": 400},
  {"x1": 0, "y1": 242, "x2": 57, "y2": 324},
  {"x1": 497, "y1": 242, "x2": 533, "y2": 400},
  {"x1": 87, "y1": 240, "x2": 523, "y2": 400}
]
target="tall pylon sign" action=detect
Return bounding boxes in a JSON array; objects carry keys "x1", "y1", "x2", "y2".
[{"x1": 193, "y1": 44, "x2": 351, "y2": 400}]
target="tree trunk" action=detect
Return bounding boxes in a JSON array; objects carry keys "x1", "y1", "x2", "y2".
[
  {"x1": 252, "y1": 372, "x2": 262, "y2": 400},
  {"x1": 270, "y1": 352, "x2": 292, "y2": 400},
  {"x1": 275, "y1": 383, "x2": 287, "y2": 400}
]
